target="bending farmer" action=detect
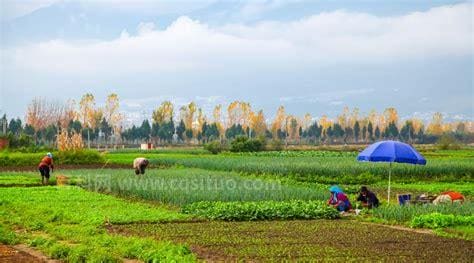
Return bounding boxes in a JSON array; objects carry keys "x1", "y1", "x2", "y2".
[
  {"x1": 133, "y1": 157, "x2": 149, "y2": 175},
  {"x1": 328, "y1": 185, "x2": 352, "y2": 212},
  {"x1": 356, "y1": 186, "x2": 380, "y2": 209},
  {"x1": 38, "y1": 152, "x2": 54, "y2": 185}
]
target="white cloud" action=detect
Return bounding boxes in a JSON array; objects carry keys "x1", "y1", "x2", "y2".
[
  {"x1": 3, "y1": 3, "x2": 472, "y2": 75},
  {"x1": 137, "y1": 22, "x2": 156, "y2": 35},
  {"x1": 82, "y1": 0, "x2": 217, "y2": 15},
  {"x1": 329, "y1": 100, "x2": 344, "y2": 106},
  {"x1": 0, "y1": 0, "x2": 58, "y2": 20}
]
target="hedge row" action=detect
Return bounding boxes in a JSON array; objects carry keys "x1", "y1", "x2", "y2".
[{"x1": 0, "y1": 150, "x2": 106, "y2": 167}]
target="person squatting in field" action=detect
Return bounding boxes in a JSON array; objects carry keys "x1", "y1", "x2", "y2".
[
  {"x1": 356, "y1": 186, "x2": 380, "y2": 209},
  {"x1": 327, "y1": 185, "x2": 352, "y2": 212},
  {"x1": 133, "y1": 157, "x2": 149, "y2": 175},
  {"x1": 38, "y1": 152, "x2": 54, "y2": 185}
]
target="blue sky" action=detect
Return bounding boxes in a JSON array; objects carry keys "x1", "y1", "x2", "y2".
[{"x1": 0, "y1": 0, "x2": 472, "y2": 125}]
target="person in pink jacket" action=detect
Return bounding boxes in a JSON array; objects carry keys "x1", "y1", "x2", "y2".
[{"x1": 327, "y1": 185, "x2": 352, "y2": 212}]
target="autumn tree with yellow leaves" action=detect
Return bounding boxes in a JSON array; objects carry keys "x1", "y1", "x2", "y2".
[
  {"x1": 104, "y1": 93, "x2": 123, "y2": 137},
  {"x1": 153, "y1": 101, "x2": 174, "y2": 124},
  {"x1": 427, "y1": 112, "x2": 444, "y2": 135},
  {"x1": 227, "y1": 101, "x2": 252, "y2": 129},
  {"x1": 250, "y1": 110, "x2": 267, "y2": 137},
  {"x1": 271, "y1": 106, "x2": 286, "y2": 139}
]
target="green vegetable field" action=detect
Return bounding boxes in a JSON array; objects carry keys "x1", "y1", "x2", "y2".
[{"x1": 0, "y1": 148, "x2": 473, "y2": 261}]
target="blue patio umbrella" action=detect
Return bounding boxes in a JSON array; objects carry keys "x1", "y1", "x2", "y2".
[{"x1": 357, "y1": 140, "x2": 426, "y2": 203}]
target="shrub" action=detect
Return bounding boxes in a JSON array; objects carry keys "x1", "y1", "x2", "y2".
[
  {"x1": 204, "y1": 141, "x2": 223, "y2": 154},
  {"x1": 55, "y1": 150, "x2": 105, "y2": 165},
  {"x1": 182, "y1": 200, "x2": 339, "y2": 221},
  {"x1": 437, "y1": 134, "x2": 461, "y2": 150},
  {"x1": 269, "y1": 139, "x2": 283, "y2": 151},
  {"x1": 6, "y1": 133, "x2": 34, "y2": 148},
  {"x1": 230, "y1": 136, "x2": 265, "y2": 152}
]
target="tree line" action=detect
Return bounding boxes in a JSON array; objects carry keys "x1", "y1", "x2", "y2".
[{"x1": 0, "y1": 94, "x2": 473, "y2": 149}]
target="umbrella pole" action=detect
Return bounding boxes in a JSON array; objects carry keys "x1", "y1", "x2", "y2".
[{"x1": 388, "y1": 162, "x2": 392, "y2": 204}]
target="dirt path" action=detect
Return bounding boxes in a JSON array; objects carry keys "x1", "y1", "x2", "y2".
[
  {"x1": 0, "y1": 244, "x2": 60, "y2": 263},
  {"x1": 360, "y1": 221, "x2": 435, "y2": 235},
  {"x1": 110, "y1": 220, "x2": 474, "y2": 262}
]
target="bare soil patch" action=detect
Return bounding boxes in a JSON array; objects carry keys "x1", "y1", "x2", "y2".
[
  {"x1": 110, "y1": 220, "x2": 474, "y2": 262},
  {"x1": 0, "y1": 244, "x2": 48, "y2": 263}
]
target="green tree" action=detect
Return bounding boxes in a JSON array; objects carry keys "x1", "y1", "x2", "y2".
[
  {"x1": 141, "y1": 120, "x2": 151, "y2": 141},
  {"x1": 24, "y1": 124, "x2": 35, "y2": 137},
  {"x1": 400, "y1": 121, "x2": 415, "y2": 143},
  {"x1": 374, "y1": 126, "x2": 381, "y2": 140},
  {"x1": 176, "y1": 120, "x2": 186, "y2": 142},
  {"x1": 384, "y1": 121, "x2": 399, "y2": 139},
  {"x1": 333, "y1": 123, "x2": 345, "y2": 141},
  {"x1": 8, "y1": 118, "x2": 23, "y2": 136},
  {"x1": 361, "y1": 125, "x2": 367, "y2": 142},
  {"x1": 68, "y1": 120, "x2": 82, "y2": 134},
  {"x1": 99, "y1": 118, "x2": 113, "y2": 143},
  {"x1": 367, "y1": 122, "x2": 374, "y2": 141},
  {"x1": 225, "y1": 124, "x2": 245, "y2": 139},
  {"x1": 353, "y1": 121, "x2": 360, "y2": 142},
  {"x1": 158, "y1": 119, "x2": 175, "y2": 143}
]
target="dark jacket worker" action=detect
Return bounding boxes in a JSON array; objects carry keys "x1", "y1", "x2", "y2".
[{"x1": 356, "y1": 186, "x2": 379, "y2": 209}]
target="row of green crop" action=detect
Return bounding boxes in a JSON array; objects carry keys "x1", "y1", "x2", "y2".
[
  {"x1": 369, "y1": 203, "x2": 473, "y2": 223},
  {"x1": 182, "y1": 200, "x2": 340, "y2": 221},
  {"x1": 0, "y1": 150, "x2": 106, "y2": 166},
  {"x1": 109, "y1": 147, "x2": 208, "y2": 155},
  {"x1": 410, "y1": 213, "x2": 474, "y2": 229},
  {"x1": 63, "y1": 168, "x2": 328, "y2": 206},
  {"x1": 225, "y1": 150, "x2": 358, "y2": 158},
  {"x1": 138, "y1": 154, "x2": 473, "y2": 183}
]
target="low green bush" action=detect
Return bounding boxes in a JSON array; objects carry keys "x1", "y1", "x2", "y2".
[
  {"x1": 182, "y1": 200, "x2": 339, "y2": 221},
  {"x1": 437, "y1": 134, "x2": 461, "y2": 150},
  {"x1": 204, "y1": 141, "x2": 224, "y2": 154},
  {"x1": 410, "y1": 213, "x2": 474, "y2": 229},
  {"x1": 55, "y1": 150, "x2": 105, "y2": 165},
  {"x1": 269, "y1": 139, "x2": 283, "y2": 151},
  {"x1": 230, "y1": 136, "x2": 265, "y2": 152},
  {"x1": 371, "y1": 203, "x2": 474, "y2": 223}
]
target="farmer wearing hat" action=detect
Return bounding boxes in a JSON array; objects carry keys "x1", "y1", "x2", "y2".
[
  {"x1": 38, "y1": 152, "x2": 54, "y2": 185},
  {"x1": 356, "y1": 186, "x2": 380, "y2": 209},
  {"x1": 327, "y1": 185, "x2": 352, "y2": 212},
  {"x1": 133, "y1": 157, "x2": 149, "y2": 175}
]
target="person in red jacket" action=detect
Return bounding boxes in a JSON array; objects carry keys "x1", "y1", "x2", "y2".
[{"x1": 38, "y1": 152, "x2": 54, "y2": 185}]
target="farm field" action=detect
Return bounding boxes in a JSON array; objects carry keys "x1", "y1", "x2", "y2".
[
  {"x1": 106, "y1": 150, "x2": 474, "y2": 184},
  {"x1": 110, "y1": 220, "x2": 474, "y2": 261},
  {"x1": 0, "y1": 186, "x2": 194, "y2": 262},
  {"x1": 0, "y1": 148, "x2": 473, "y2": 261}
]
